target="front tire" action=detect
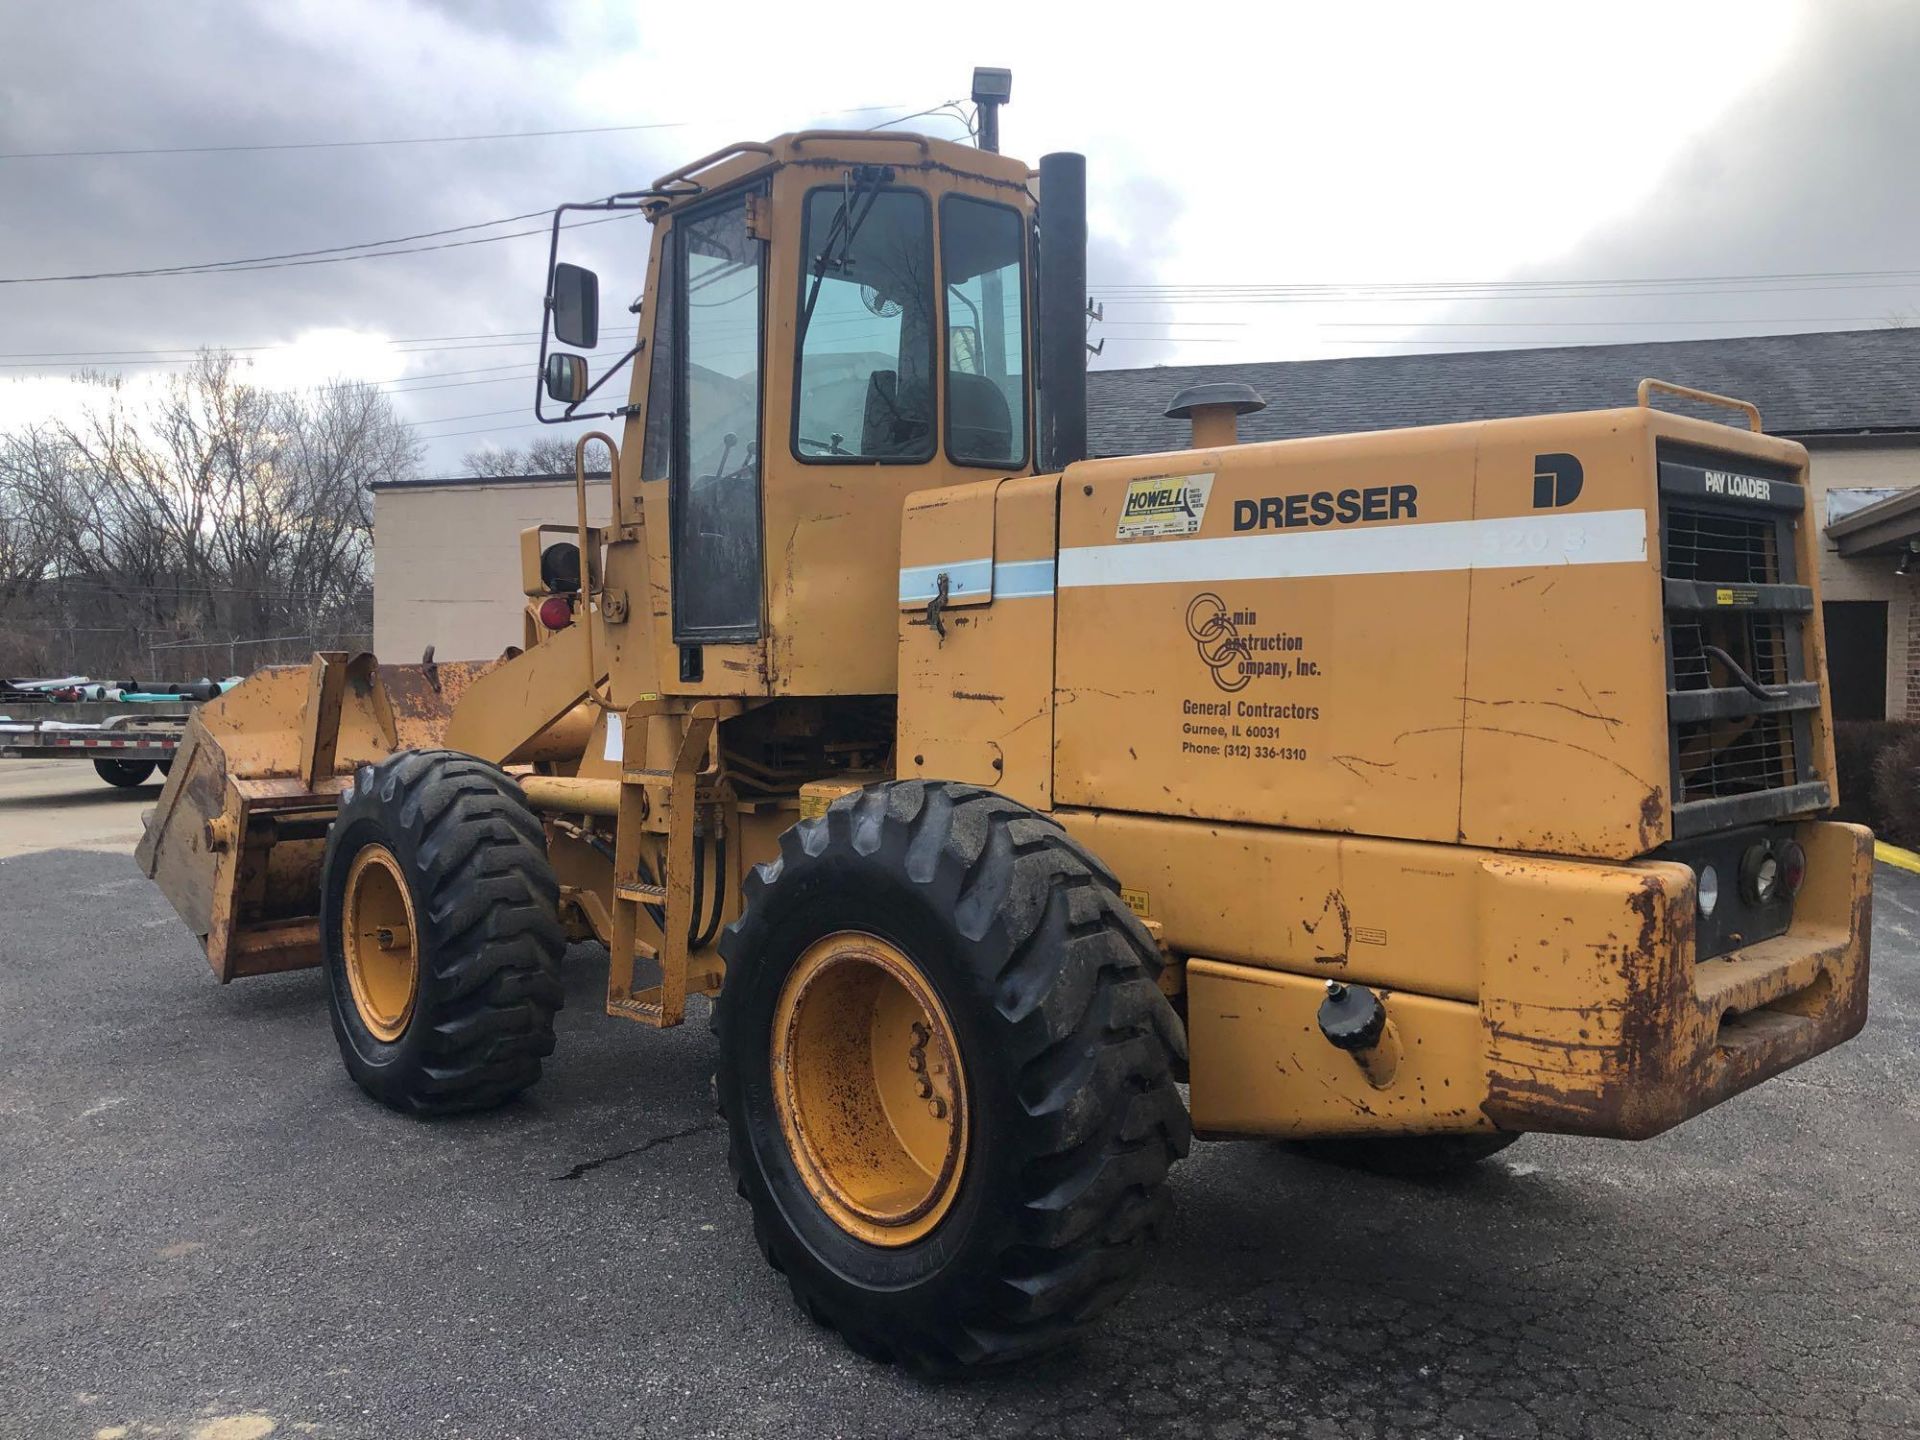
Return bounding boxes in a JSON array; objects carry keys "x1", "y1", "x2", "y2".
[
  {"x1": 94, "y1": 757, "x2": 155, "y2": 787},
  {"x1": 320, "y1": 749, "x2": 565, "y2": 1114},
  {"x1": 715, "y1": 781, "x2": 1189, "y2": 1373}
]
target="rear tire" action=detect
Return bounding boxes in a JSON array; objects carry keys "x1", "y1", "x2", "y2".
[
  {"x1": 320, "y1": 749, "x2": 565, "y2": 1114},
  {"x1": 715, "y1": 780, "x2": 1190, "y2": 1373},
  {"x1": 1292, "y1": 1132, "x2": 1519, "y2": 1177},
  {"x1": 94, "y1": 757, "x2": 155, "y2": 788}
]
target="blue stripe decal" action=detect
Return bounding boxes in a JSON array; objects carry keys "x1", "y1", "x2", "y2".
[
  {"x1": 992, "y1": 558, "x2": 1057, "y2": 598},
  {"x1": 897, "y1": 557, "x2": 1058, "y2": 605},
  {"x1": 899, "y1": 558, "x2": 992, "y2": 605}
]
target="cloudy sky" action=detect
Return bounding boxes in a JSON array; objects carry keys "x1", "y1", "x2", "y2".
[{"x1": 2, "y1": 0, "x2": 1915, "y2": 471}]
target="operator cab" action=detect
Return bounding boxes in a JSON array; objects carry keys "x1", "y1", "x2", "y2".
[{"x1": 534, "y1": 132, "x2": 1044, "y2": 698}]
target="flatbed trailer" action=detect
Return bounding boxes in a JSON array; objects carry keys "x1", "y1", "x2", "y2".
[{"x1": 0, "y1": 712, "x2": 188, "y2": 787}]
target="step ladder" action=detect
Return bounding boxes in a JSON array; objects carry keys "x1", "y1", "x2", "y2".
[{"x1": 605, "y1": 700, "x2": 738, "y2": 1028}]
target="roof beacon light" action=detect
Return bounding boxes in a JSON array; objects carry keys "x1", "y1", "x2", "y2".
[{"x1": 971, "y1": 67, "x2": 1012, "y2": 153}]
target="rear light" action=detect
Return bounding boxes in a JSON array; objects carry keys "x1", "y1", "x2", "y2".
[
  {"x1": 538, "y1": 595, "x2": 574, "y2": 631},
  {"x1": 1740, "y1": 842, "x2": 1781, "y2": 905},
  {"x1": 540, "y1": 540, "x2": 583, "y2": 594},
  {"x1": 1778, "y1": 840, "x2": 1807, "y2": 898},
  {"x1": 1696, "y1": 864, "x2": 1720, "y2": 918}
]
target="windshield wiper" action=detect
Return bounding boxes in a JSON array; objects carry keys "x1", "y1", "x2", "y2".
[{"x1": 796, "y1": 164, "x2": 892, "y2": 350}]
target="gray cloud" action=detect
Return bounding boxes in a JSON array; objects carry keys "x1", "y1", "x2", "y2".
[
  {"x1": 0, "y1": 4, "x2": 688, "y2": 465},
  {"x1": 1087, "y1": 170, "x2": 1184, "y2": 374},
  {"x1": 1415, "y1": 0, "x2": 1920, "y2": 353},
  {"x1": 6, "y1": 0, "x2": 1918, "y2": 470}
]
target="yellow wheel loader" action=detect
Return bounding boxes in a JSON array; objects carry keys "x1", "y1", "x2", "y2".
[{"x1": 136, "y1": 80, "x2": 1871, "y2": 1372}]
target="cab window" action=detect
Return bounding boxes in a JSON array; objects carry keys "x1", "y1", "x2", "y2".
[
  {"x1": 639, "y1": 232, "x2": 674, "y2": 482},
  {"x1": 672, "y1": 190, "x2": 764, "y2": 642},
  {"x1": 792, "y1": 187, "x2": 935, "y2": 463},
  {"x1": 941, "y1": 195, "x2": 1027, "y2": 468}
]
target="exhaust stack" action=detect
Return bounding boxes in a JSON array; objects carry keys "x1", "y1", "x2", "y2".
[
  {"x1": 1037, "y1": 151, "x2": 1088, "y2": 473},
  {"x1": 1166, "y1": 382, "x2": 1267, "y2": 448}
]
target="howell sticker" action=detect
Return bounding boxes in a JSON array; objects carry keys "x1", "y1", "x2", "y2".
[{"x1": 1116, "y1": 472, "x2": 1214, "y2": 539}]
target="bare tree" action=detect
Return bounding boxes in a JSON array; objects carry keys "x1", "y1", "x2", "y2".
[
  {"x1": 0, "y1": 425, "x2": 68, "y2": 607},
  {"x1": 461, "y1": 435, "x2": 597, "y2": 478},
  {"x1": 0, "y1": 350, "x2": 420, "y2": 679}
]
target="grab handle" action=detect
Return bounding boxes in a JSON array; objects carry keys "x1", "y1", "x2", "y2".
[{"x1": 1637, "y1": 377, "x2": 1763, "y2": 433}]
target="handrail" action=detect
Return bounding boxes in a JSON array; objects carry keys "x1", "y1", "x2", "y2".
[
  {"x1": 1637, "y1": 377, "x2": 1763, "y2": 433},
  {"x1": 649, "y1": 131, "x2": 941, "y2": 194},
  {"x1": 651, "y1": 140, "x2": 774, "y2": 191},
  {"x1": 574, "y1": 431, "x2": 621, "y2": 711},
  {"x1": 787, "y1": 128, "x2": 931, "y2": 154}
]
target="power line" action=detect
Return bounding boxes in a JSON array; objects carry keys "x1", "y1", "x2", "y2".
[
  {"x1": 0, "y1": 338, "x2": 544, "y2": 371},
  {"x1": 2, "y1": 211, "x2": 548, "y2": 285},
  {"x1": 1092, "y1": 264, "x2": 1920, "y2": 294},
  {"x1": 0, "y1": 104, "x2": 914, "y2": 161},
  {"x1": 0, "y1": 211, "x2": 638, "y2": 285},
  {"x1": 412, "y1": 418, "x2": 593, "y2": 442},
  {"x1": 1321, "y1": 316, "x2": 1904, "y2": 329},
  {"x1": 402, "y1": 407, "x2": 529, "y2": 430},
  {"x1": 0, "y1": 329, "x2": 537, "y2": 360}
]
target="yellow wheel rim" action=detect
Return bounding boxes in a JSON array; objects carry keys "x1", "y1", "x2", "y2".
[
  {"x1": 342, "y1": 845, "x2": 420, "y2": 1043},
  {"x1": 771, "y1": 933, "x2": 969, "y2": 1247}
]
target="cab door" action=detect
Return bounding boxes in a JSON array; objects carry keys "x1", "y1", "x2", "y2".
[{"x1": 671, "y1": 186, "x2": 767, "y2": 645}]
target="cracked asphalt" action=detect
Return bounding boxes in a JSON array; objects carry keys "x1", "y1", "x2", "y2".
[{"x1": 2, "y1": 762, "x2": 1916, "y2": 1439}]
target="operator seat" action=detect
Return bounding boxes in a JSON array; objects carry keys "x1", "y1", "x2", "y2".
[{"x1": 948, "y1": 372, "x2": 1013, "y2": 463}]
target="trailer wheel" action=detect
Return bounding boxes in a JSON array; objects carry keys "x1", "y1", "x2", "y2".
[
  {"x1": 1291, "y1": 1132, "x2": 1519, "y2": 1177},
  {"x1": 714, "y1": 780, "x2": 1189, "y2": 1373},
  {"x1": 94, "y1": 757, "x2": 155, "y2": 788},
  {"x1": 320, "y1": 748, "x2": 565, "y2": 1115}
]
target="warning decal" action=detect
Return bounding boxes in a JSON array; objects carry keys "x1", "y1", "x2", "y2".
[{"x1": 1116, "y1": 472, "x2": 1214, "y2": 539}]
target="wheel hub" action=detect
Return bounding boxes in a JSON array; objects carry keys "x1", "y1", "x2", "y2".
[
  {"x1": 342, "y1": 845, "x2": 420, "y2": 1042},
  {"x1": 771, "y1": 933, "x2": 968, "y2": 1247}
]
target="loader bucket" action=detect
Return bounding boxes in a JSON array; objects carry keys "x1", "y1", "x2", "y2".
[{"x1": 135, "y1": 652, "x2": 496, "y2": 981}]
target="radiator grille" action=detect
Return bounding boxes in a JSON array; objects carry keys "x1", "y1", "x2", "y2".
[
  {"x1": 1664, "y1": 505, "x2": 1779, "y2": 585},
  {"x1": 1674, "y1": 713, "x2": 1798, "y2": 799},
  {"x1": 1659, "y1": 447, "x2": 1826, "y2": 837},
  {"x1": 1669, "y1": 614, "x2": 1791, "y2": 694}
]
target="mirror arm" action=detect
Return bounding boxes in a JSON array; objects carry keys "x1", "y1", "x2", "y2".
[
  {"x1": 534, "y1": 192, "x2": 667, "y2": 425},
  {"x1": 557, "y1": 341, "x2": 644, "y2": 422}
]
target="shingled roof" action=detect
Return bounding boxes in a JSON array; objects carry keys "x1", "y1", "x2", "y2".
[{"x1": 1086, "y1": 326, "x2": 1920, "y2": 457}]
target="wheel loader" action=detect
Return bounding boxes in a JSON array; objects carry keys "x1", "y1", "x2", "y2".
[{"x1": 136, "y1": 78, "x2": 1872, "y2": 1372}]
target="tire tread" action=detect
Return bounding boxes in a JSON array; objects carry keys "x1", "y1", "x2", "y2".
[
  {"x1": 323, "y1": 748, "x2": 564, "y2": 1115},
  {"x1": 716, "y1": 779, "x2": 1189, "y2": 1373}
]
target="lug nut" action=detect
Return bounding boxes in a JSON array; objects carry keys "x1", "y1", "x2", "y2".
[{"x1": 927, "y1": 1096, "x2": 948, "y2": 1120}]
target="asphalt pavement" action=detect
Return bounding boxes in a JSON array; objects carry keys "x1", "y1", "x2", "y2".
[{"x1": 1, "y1": 760, "x2": 1915, "y2": 1439}]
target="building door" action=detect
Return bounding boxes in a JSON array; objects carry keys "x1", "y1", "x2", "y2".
[{"x1": 1823, "y1": 600, "x2": 1888, "y2": 720}]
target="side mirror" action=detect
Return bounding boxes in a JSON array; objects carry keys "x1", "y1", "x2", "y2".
[
  {"x1": 545, "y1": 353, "x2": 588, "y2": 404},
  {"x1": 551, "y1": 262, "x2": 600, "y2": 349}
]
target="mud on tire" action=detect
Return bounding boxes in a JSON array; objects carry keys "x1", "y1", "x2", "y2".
[
  {"x1": 714, "y1": 780, "x2": 1190, "y2": 1373},
  {"x1": 321, "y1": 748, "x2": 565, "y2": 1114}
]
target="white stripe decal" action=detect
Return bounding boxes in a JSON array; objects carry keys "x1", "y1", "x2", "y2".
[
  {"x1": 1056, "y1": 509, "x2": 1647, "y2": 590},
  {"x1": 898, "y1": 557, "x2": 1058, "y2": 604}
]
